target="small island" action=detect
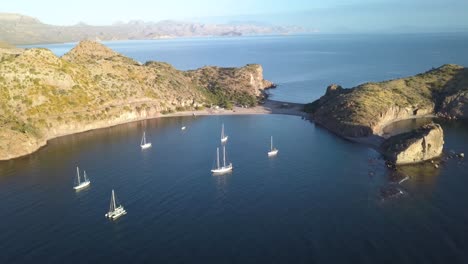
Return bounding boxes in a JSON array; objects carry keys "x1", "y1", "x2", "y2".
[{"x1": 305, "y1": 64, "x2": 468, "y2": 164}]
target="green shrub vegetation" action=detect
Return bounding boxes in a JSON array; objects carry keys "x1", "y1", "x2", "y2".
[{"x1": 307, "y1": 64, "x2": 468, "y2": 135}]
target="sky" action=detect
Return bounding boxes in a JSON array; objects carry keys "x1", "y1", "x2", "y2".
[{"x1": 1, "y1": 0, "x2": 468, "y2": 32}]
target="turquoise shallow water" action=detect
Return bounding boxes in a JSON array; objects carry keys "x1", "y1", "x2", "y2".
[{"x1": 2, "y1": 34, "x2": 468, "y2": 263}]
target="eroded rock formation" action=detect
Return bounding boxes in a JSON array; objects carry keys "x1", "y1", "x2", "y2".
[{"x1": 381, "y1": 123, "x2": 444, "y2": 164}]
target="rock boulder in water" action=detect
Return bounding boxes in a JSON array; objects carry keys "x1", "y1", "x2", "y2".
[{"x1": 381, "y1": 123, "x2": 444, "y2": 164}]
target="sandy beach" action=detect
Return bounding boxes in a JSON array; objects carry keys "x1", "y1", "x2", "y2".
[
  {"x1": 162, "y1": 99, "x2": 306, "y2": 118},
  {"x1": 0, "y1": 99, "x2": 305, "y2": 161}
]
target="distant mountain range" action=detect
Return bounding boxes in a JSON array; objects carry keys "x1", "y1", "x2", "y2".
[{"x1": 0, "y1": 13, "x2": 305, "y2": 45}]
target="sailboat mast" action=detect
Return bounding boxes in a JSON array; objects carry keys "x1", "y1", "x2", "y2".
[
  {"x1": 84, "y1": 171, "x2": 87, "y2": 182},
  {"x1": 216, "y1": 148, "x2": 220, "y2": 169},
  {"x1": 76, "y1": 167, "x2": 80, "y2": 184},
  {"x1": 223, "y1": 145, "x2": 226, "y2": 167},
  {"x1": 112, "y1": 190, "x2": 117, "y2": 211},
  {"x1": 143, "y1": 132, "x2": 146, "y2": 145},
  {"x1": 271, "y1": 136, "x2": 273, "y2": 151},
  {"x1": 221, "y1": 124, "x2": 224, "y2": 139},
  {"x1": 109, "y1": 190, "x2": 114, "y2": 212}
]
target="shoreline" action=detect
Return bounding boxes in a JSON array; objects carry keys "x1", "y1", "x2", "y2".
[
  {"x1": 314, "y1": 115, "x2": 442, "y2": 161},
  {"x1": 15, "y1": 34, "x2": 311, "y2": 47},
  {"x1": 346, "y1": 115, "x2": 437, "y2": 148},
  {"x1": 162, "y1": 99, "x2": 306, "y2": 118},
  {"x1": 3, "y1": 96, "x2": 441, "y2": 163},
  {"x1": 0, "y1": 99, "x2": 305, "y2": 162},
  {"x1": 378, "y1": 115, "x2": 436, "y2": 138}
]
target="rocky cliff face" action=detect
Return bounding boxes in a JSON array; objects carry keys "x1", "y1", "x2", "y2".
[
  {"x1": 187, "y1": 64, "x2": 274, "y2": 98},
  {"x1": 373, "y1": 105, "x2": 434, "y2": 135},
  {"x1": 439, "y1": 91, "x2": 468, "y2": 119},
  {"x1": 381, "y1": 123, "x2": 444, "y2": 164},
  {"x1": 0, "y1": 41, "x2": 272, "y2": 160}
]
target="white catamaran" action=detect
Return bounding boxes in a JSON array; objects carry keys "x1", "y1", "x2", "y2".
[
  {"x1": 73, "y1": 167, "x2": 90, "y2": 190},
  {"x1": 220, "y1": 124, "x2": 228, "y2": 143},
  {"x1": 267, "y1": 136, "x2": 279, "y2": 157},
  {"x1": 211, "y1": 145, "x2": 233, "y2": 174},
  {"x1": 105, "y1": 189, "x2": 127, "y2": 220},
  {"x1": 140, "y1": 131, "x2": 152, "y2": 149}
]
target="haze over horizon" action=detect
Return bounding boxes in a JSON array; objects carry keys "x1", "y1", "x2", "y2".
[{"x1": 1, "y1": 0, "x2": 468, "y2": 33}]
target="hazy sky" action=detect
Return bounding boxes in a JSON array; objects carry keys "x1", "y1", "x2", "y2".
[{"x1": 2, "y1": 0, "x2": 468, "y2": 32}]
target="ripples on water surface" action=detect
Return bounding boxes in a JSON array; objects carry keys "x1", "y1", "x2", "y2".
[{"x1": 0, "y1": 115, "x2": 467, "y2": 263}]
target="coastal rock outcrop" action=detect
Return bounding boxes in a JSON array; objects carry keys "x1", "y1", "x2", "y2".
[
  {"x1": 187, "y1": 64, "x2": 274, "y2": 99},
  {"x1": 325, "y1": 84, "x2": 343, "y2": 95},
  {"x1": 381, "y1": 123, "x2": 444, "y2": 164}
]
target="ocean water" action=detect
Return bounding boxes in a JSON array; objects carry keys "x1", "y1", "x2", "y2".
[
  {"x1": 26, "y1": 33, "x2": 468, "y2": 103},
  {"x1": 2, "y1": 34, "x2": 467, "y2": 263}
]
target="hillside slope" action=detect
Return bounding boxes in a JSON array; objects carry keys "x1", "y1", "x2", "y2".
[
  {"x1": 0, "y1": 41, "x2": 273, "y2": 160},
  {"x1": 306, "y1": 64, "x2": 468, "y2": 138}
]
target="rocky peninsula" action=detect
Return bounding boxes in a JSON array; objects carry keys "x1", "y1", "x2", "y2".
[
  {"x1": 306, "y1": 64, "x2": 468, "y2": 164},
  {"x1": 0, "y1": 41, "x2": 276, "y2": 160}
]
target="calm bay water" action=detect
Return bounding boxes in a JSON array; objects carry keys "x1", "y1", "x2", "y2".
[{"x1": 2, "y1": 34, "x2": 468, "y2": 263}]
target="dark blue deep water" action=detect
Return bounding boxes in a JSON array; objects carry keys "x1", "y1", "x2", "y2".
[{"x1": 2, "y1": 34, "x2": 468, "y2": 263}]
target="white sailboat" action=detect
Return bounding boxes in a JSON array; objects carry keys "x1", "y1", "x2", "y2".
[
  {"x1": 220, "y1": 124, "x2": 228, "y2": 143},
  {"x1": 105, "y1": 189, "x2": 127, "y2": 220},
  {"x1": 181, "y1": 126, "x2": 186, "y2": 130},
  {"x1": 211, "y1": 145, "x2": 233, "y2": 174},
  {"x1": 267, "y1": 136, "x2": 279, "y2": 156},
  {"x1": 140, "y1": 131, "x2": 152, "y2": 149},
  {"x1": 73, "y1": 166, "x2": 90, "y2": 190}
]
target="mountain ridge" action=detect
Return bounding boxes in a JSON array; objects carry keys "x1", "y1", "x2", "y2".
[{"x1": 0, "y1": 12, "x2": 306, "y2": 45}]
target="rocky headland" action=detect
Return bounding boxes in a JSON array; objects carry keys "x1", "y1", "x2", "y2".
[
  {"x1": 306, "y1": 64, "x2": 468, "y2": 164},
  {"x1": 0, "y1": 41, "x2": 274, "y2": 160}
]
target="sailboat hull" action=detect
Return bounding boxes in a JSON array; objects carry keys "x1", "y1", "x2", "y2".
[
  {"x1": 268, "y1": 149, "x2": 279, "y2": 156},
  {"x1": 73, "y1": 180, "x2": 90, "y2": 190},
  {"x1": 221, "y1": 136, "x2": 228, "y2": 143},
  {"x1": 211, "y1": 163, "x2": 233, "y2": 174},
  {"x1": 106, "y1": 206, "x2": 127, "y2": 220},
  {"x1": 141, "y1": 143, "x2": 152, "y2": 149}
]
